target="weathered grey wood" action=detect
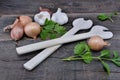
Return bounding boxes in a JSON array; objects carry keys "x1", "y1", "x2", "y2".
[
  {"x1": 0, "y1": 0, "x2": 120, "y2": 80},
  {"x1": 0, "y1": 0, "x2": 120, "y2": 15},
  {"x1": 0, "y1": 58, "x2": 75, "y2": 80},
  {"x1": 76, "y1": 71, "x2": 120, "y2": 80}
]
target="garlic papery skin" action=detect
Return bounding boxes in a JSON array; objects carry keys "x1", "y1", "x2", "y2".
[
  {"x1": 87, "y1": 36, "x2": 110, "y2": 51},
  {"x1": 34, "y1": 11, "x2": 50, "y2": 25},
  {"x1": 51, "y1": 8, "x2": 68, "y2": 25}
]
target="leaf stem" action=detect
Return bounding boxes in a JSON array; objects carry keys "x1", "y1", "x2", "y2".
[
  {"x1": 100, "y1": 58, "x2": 112, "y2": 61},
  {"x1": 108, "y1": 17, "x2": 114, "y2": 22},
  {"x1": 62, "y1": 56, "x2": 113, "y2": 61}
]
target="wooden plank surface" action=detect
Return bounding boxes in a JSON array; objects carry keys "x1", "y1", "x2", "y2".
[
  {"x1": 0, "y1": 0, "x2": 120, "y2": 80},
  {"x1": 0, "y1": 0, "x2": 120, "y2": 15}
]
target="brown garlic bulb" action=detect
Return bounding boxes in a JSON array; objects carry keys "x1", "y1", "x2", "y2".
[
  {"x1": 24, "y1": 22, "x2": 41, "y2": 39},
  {"x1": 10, "y1": 19, "x2": 24, "y2": 41},
  {"x1": 19, "y1": 15, "x2": 32, "y2": 26},
  {"x1": 87, "y1": 35, "x2": 110, "y2": 51}
]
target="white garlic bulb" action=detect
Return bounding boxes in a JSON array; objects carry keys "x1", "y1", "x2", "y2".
[
  {"x1": 51, "y1": 8, "x2": 68, "y2": 25},
  {"x1": 34, "y1": 11, "x2": 50, "y2": 25}
]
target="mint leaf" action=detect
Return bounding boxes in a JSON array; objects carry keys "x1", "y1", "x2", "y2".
[
  {"x1": 100, "y1": 50, "x2": 111, "y2": 58},
  {"x1": 82, "y1": 52, "x2": 93, "y2": 64},
  {"x1": 101, "y1": 61, "x2": 110, "y2": 75}
]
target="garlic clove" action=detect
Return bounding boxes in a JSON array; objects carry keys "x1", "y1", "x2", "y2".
[
  {"x1": 34, "y1": 11, "x2": 50, "y2": 25},
  {"x1": 51, "y1": 8, "x2": 68, "y2": 25}
]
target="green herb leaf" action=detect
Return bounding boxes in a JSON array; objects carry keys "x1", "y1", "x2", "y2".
[
  {"x1": 97, "y1": 14, "x2": 108, "y2": 21},
  {"x1": 62, "y1": 41, "x2": 120, "y2": 75},
  {"x1": 97, "y1": 12, "x2": 118, "y2": 22},
  {"x1": 44, "y1": 25, "x2": 54, "y2": 31},
  {"x1": 49, "y1": 34, "x2": 57, "y2": 39},
  {"x1": 85, "y1": 43, "x2": 91, "y2": 52},
  {"x1": 113, "y1": 51, "x2": 119, "y2": 59},
  {"x1": 54, "y1": 24, "x2": 66, "y2": 35},
  {"x1": 82, "y1": 52, "x2": 93, "y2": 64},
  {"x1": 112, "y1": 59, "x2": 120, "y2": 67},
  {"x1": 74, "y1": 42, "x2": 86, "y2": 56},
  {"x1": 100, "y1": 50, "x2": 111, "y2": 58},
  {"x1": 114, "y1": 57, "x2": 120, "y2": 62},
  {"x1": 45, "y1": 19, "x2": 54, "y2": 25},
  {"x1": 40, "y1": 29, "x2": 49, "y2": 40},
  {"x1": 111, "y1": 51, "x2": 120, "y2": 67},
  {"x1": 101, "y1": 61, "x2": 110, "y2": 75},
  {"x1": 114, "y1": 12, "x2": 118, "y2": 15},
  {"x1": 40, "y1": 19, "x2": 67, "y2": 40}
]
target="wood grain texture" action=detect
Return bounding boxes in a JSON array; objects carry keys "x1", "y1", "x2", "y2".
[
  {"x1": 0, "y1": 0, "x2": 120, "y2": 15},
  {"x1": 0, "y1": 0, "x2": 120, "y2": 80}
]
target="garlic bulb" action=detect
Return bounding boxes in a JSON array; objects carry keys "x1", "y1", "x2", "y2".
[
  {"x1": 24, "y1": 22, "x2": 41, "y2": 39},
  {"x1": 51, "y1": 8, "x2": 68, "y2": 25},
  {"x1": 10, "y1": 20, "x2": 24, "y2": 41},
  {"x1": 11, "y1": 25, "x2": 24, "y2": 41},
  {"x1": 34, "y1": 11, "x2": 50, "y2": 25},
  {"x1": 19, "y1": 15, "x2": 32, "y2": 26},
  {"x1": 87, "y1": 36, "x2": 110, "y2": 51}
]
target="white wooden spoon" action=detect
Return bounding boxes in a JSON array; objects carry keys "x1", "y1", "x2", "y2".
[
  {"x1": 16, "y1": 25, "x2": 113, "y2": 56},
  {"x1": 22, "y1": 18, "x2": 93, "y2": 70}
]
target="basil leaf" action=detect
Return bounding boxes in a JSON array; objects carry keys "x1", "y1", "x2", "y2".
[
  {"x1": 101, "y1": 61, "x2": 110, "y2": 75},
  {"x1": 82, "y1": 52, "x2": 93, "y2": 64},
  {"x1": 100, "y1": 50, "x2": 111, "y2": 58}
]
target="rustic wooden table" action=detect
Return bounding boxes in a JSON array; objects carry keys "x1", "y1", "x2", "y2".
[{"x1": 0, "y1": 0, "x2": 120, "y2": 80}]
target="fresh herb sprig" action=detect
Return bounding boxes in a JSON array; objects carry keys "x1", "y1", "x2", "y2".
[
  {"x1": 63, "y1": 42, "x2": 120, "y2": 75},
  {"x1": 97, "y1": 12, "x2": 118, "y2": 22},
  {"x1": 40, "y1": 19, "x2": 66, "y2": 40}
]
